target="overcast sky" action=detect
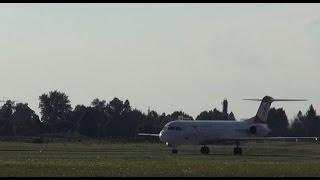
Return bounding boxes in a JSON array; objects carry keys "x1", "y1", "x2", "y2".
[{"x1": 1, "y1": 3, "x2": 319, "y2": 123}]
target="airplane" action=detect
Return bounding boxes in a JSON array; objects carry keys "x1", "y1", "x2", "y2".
[{"x1": 138, "y1": 95, "x2": 319, "y2": 155}]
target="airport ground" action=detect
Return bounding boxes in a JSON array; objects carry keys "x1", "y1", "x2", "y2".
[{"x1": 0, "y1": 139, "x2": 319, "y2": 177}]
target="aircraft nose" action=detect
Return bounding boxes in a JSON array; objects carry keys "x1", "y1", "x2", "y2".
[{"x1": 159, "y1": 130, "x2": 168, "y2": 143}]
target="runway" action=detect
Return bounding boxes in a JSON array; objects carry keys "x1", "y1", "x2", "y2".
[{"x1": 1, "y1": 149, "x2": 320, "y2": 158}]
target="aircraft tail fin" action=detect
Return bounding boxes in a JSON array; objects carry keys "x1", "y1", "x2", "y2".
[{"x1": 244, "y1": 96, "x2": 306, "y2": 124}]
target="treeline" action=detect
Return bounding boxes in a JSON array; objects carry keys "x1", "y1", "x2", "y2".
[
  {"x1": 267, "y1": 106, "x2": 320, "y2": 137},
  {"x1": 0, "y1": 90, "x2": 319, "y2": 139}
]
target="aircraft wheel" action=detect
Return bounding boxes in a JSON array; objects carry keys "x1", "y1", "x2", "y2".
[
  {"x1": 200, "y1": 147, "x2": 205, "y2": 154},
  {"x1": 201, "y1": 147, "x2": 209, "y2": 154},
  {"x1": 172, "y1": 149, "x2": 178, "y2": 154},
  {"x1": 205, "y1": 147, "x2": 209, "y2": 154},
  {"x1": 233, "y1": 147, "x2": 242, "y2": 155},
  {"x1": 233, "y1": 148, "x2": 238, "y2": 155}
]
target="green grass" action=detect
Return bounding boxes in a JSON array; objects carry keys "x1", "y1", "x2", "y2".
[
  {"x1": 0, "y1": 141, "x2": 319, "y2": 176},
  {"x1": 0, "y1": 156, "x2": 319, "y2": 176}
]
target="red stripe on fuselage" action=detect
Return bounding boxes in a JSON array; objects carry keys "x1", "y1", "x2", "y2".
[{"x1": 253, "y1": 116, "x2": 267, "y2": 124}]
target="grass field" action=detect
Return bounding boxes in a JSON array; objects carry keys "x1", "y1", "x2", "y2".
[{"x1": 0, "y1": 140, "x2": 319, "y2": 176}]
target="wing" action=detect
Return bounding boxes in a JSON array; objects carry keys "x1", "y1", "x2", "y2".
[
  {"x1": 235, "y1": 137, "x2": 318, "y2": 141},
  {"x1": 201, "y1": 137, "x2": 318, "y2": 145},
  {"x1": 137, "y1": 133, "x2": 160, "y2": 137}
]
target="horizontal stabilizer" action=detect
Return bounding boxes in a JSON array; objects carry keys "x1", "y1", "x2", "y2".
[
  {"x1": 243, "y1": 98, "x2": 307, "y2": 102},
  {"x1": 272, "y1": 99, "x2": 307, "y2": 101},
  {"x1": 244, "y1": 96, "x2": 307, "y2": 124}
]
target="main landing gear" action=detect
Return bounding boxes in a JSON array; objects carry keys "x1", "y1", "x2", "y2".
[
  {"x1": 200, "y1": 145, "x2": 209, "y2": 154},
  {"x1": 234, "y1": 141, "x2": 242, "y2": 155}
]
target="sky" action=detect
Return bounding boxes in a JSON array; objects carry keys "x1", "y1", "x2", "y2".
[{"x1": 1, "y1": 3, "x2": 320, "y2": 123}]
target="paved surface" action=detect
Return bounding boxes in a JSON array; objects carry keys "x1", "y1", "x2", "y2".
[{"x1": 0, "y1": 149, "x2": 319, "y2": 158}]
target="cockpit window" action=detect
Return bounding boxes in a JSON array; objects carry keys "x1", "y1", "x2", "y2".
[{"x1": 166, "y1": 126, "x2": 182, "y2": 131}]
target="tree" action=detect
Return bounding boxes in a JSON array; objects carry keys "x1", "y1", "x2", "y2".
[
  {"x1": 196, "y1": 110, "x2": 213, "y2": 120},
  {"x1": 169, "y1": 111, "x2": 193, "y2": 120},
  {"x1": 105, "y1": 97, "x2": 134, "y2": 137},
  {"x1": 91, "y1": 98, "x2": 106, "y2": 112},
  {"x1": 39, "y1": 90, "x2": 73, "y2": 134},
  {"x1": 196, "y1": 108, "x2": 235, "y2": 120},
  {"x1": 0, "y1": 101, "x2": 43, "y2": 136},
  {"x1": 267, "y1": 108, "x2": 289, "y2": 136},
  {"x1": 0, "y1": 100, "x2": 15, "y2": 135},
  {"x1": 121, "y1": 100, "x2": 137, "y2": 137},
  {"x1": 158, "y1": 113, "x2": 170, "y2": 129},
  {"x1": 136, "y1": 110, "x2": 150, "y2": 133},
  {"x1": 12, "y1": 103, "x2": 43, "y2": 136},
  {"x1": 106, "y1": 97, "x2": 124, "y2": 118},
  {"x1": 289, "y1": 105, "x2": 319, "y2": 137},
  {"x1": 79, "y1": 109, "x2": 100, "y2": 138},
  {"x1": 126, "y1": 108, "x2": 144, "y2": 137},
  {"x1": 228, "y1": 112, "x2": 235, "y2": 120},
  {"x1": 72, "y1": 105, "x2": 89, "y2": 136},
  {"x1": 147, "y1": 110, "x2": 161, "y2": 133},
  {"x1": 91, "y1": 99, "x2": 110, "y2": 137},
  {"x1": 306, "y1": 105, "x2": 319, "y2": 137},
  {"x1": 0, "y1": 100, "x2": 14, "y2": 118},
  {"x1": 290, "y1": 110, "x2": 306, "y2": 136}
]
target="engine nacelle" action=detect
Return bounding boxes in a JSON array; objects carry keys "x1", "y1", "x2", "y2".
[{"x1": 249, "y1": 124, "x2": 271, "y2": 137}]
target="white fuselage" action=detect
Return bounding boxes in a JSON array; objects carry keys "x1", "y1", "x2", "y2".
[{"x1": 159, "y1": 119, "x2": 271, "y2": 146}]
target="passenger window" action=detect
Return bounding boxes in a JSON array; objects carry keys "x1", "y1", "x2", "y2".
[
  {"x1": 168, "y1": 127, "x2": 175, "y2": 130},
  {"x1": 176, "y1": 127, "x2": 182, "y2": 131}
]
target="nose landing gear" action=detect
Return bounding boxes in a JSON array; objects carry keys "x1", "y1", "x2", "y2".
[
  {"x1": 200, "y1": 146, "x2": 209, "y2": 154},
  {"x1": 172, "y1": 149, "x2": 178, "y2": 154}
]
